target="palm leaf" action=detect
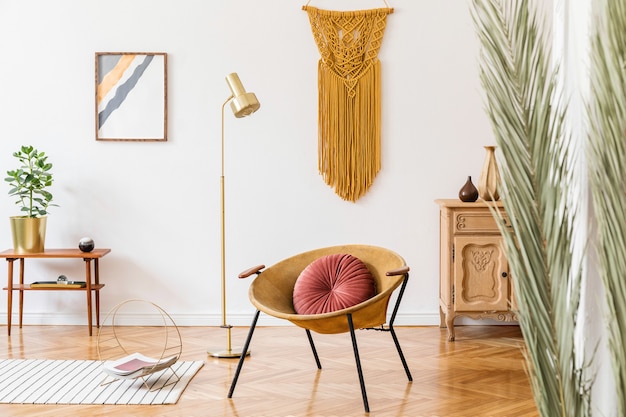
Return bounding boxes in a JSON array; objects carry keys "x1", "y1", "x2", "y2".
[
  {"x1": 587, "y1": 1, "x2": 626, "y2": 415},
  {"x1": 470, "y1": 1, "x2": 589, "y2": 416}
]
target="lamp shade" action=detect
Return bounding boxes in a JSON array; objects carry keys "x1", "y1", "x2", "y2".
[{"x1": 225, "y1": 73, "x2": 260, "y2": 118}]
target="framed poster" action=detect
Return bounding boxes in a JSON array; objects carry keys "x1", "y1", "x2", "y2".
[{"x1": 95, "y1": 52, "x2": 167, "y2": 141}]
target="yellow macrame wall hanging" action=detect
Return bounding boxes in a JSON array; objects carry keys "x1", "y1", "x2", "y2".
[{"x1": 303, "y1": 3, "x2": 393, "y2": 202}]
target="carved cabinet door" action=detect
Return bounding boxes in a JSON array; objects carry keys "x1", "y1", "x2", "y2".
[{"x1": 453, "y1": 235, "x2": 509, "y2": 312}]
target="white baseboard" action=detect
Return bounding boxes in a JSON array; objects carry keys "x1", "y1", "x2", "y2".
[{"x1": 2, "y1": 312, "x2": 443, "y2": 327}]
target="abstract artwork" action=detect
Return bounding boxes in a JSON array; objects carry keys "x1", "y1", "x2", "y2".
[{"x1": 95, "y1": 52, "x2": 167, "y2": 141}]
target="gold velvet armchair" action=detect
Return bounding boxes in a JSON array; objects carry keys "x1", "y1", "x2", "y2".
[{"x1": 227, "y1": 244, "x2": 413, "y2": 413}]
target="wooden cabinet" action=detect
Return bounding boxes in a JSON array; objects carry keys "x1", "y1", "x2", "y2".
[{"x1": 435, "y1": 199, "x2": 516, "y2": 341}]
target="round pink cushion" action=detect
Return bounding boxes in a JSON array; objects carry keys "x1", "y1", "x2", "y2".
[{"x1": 293, "y1": 253, "x2": 377, "y2": 315}]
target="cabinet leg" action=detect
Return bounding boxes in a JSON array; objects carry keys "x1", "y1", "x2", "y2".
[
  {"x1": 446, "y1": 313, "x2": 456, "y2": 342},
  {"x1": 439, "y1": 306, "x2": 446, "y2": 328}
]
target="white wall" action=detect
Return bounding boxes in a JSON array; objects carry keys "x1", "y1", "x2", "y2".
[{"x1": 0, "y1": 0, "x2": 493, "y2": 326}]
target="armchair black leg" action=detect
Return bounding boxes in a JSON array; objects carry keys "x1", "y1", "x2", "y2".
[
  {"x1": 347, "y1": 313, "x2": 369, "y2": 413},
  {"x1": 306, "y1": 329, "x2": 322, "y2": 369},
  {"x1": 388, "y1": 273, "x2": 413, "y2": 381},
  {"x1": 228, "y1": 310, "x2": 260, "y2": 398},
  {"x1": 389, "y1": 324, "x2": 413, "y2": 381}
]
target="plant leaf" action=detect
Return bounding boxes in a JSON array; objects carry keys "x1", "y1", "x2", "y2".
[{"x1": 470, "y1": 1, "x2": 590, "y2": 416}]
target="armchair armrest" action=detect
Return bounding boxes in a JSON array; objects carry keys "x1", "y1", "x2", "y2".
[
  {"x1": 386, "y1": 266, "x2": 410, "y2": 276},
  {"x1": 239, "y1": 265, "x2": 266, "y2": 279}
]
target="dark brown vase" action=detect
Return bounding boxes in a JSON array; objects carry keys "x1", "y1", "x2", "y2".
[{"x1": 459, "y1": 176, "x2": 479, "y2": 202}]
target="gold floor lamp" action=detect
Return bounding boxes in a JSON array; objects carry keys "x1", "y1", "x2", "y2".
[{"x1": 208, "y1": 73, "x2": 260, "y2": 358}]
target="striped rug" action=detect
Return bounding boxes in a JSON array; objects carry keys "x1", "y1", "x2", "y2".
[{"x1": 0, "y1": 359, "x2": 204, "y2": 405}]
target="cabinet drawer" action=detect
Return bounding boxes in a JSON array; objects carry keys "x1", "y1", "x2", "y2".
[{"x1": 454, "y1": 211, "x2": 502, "y2": 233}]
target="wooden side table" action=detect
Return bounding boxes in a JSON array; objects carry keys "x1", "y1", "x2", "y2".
[{"x1": 0, "y1": 248, "x2": 111, "y2": 336}]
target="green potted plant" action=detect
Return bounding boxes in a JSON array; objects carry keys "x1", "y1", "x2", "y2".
[{"x1": 4, "y1": 145, "x2": 57, "y2": 253}]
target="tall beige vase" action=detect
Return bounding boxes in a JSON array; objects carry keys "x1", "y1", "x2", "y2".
[{"x1": 478, "y1": 146, "x2": 500, "y2": 201}]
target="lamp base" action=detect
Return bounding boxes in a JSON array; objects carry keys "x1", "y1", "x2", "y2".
[{"x1": 207, "y1": 346, "x2": 251, "y2": 358}]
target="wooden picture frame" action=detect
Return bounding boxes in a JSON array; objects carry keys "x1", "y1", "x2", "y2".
[{"x1": 95, "y1": 52, "x2": 167, "y2": 141}]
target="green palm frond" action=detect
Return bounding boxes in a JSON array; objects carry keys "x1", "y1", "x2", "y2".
[
  {"x1": 470, "y1": 1, "x2": 589, "y2": 416},
  {"x1": 588, "y1": 1, "x2": 626, "y2": 415}
]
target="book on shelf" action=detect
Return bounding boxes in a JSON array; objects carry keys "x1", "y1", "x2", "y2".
[{"x1": 103, "y1": 352, "x2": 178, "y2": 378}]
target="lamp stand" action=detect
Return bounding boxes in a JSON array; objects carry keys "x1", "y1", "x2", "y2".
[{"x1": 207, "y1": 97, "x2": 251, "y2": 359}]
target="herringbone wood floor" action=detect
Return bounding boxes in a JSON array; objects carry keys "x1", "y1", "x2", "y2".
[{"x1": 0, "y1": 325, "x2": 537, "y2": 417}]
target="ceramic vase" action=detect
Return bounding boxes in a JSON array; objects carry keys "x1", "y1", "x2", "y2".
[
  {"x1": 458, "y1": 176, "x2": 479, "y2": 202},
  {"x1": 478, "y1": 146, "x2": 500, "y2": 201}
]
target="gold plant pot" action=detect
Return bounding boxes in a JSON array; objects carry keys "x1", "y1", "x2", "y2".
[{"x1": 10, "y1": 216, "x2": 47, "y2": 253}]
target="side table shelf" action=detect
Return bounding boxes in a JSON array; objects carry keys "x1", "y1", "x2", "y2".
[
  {"x1": 4, "y1": 284, "x2": 105, "y2": 291},
  {"x1": 0, "y1": 248, "x2": 111, "y2": 336}
]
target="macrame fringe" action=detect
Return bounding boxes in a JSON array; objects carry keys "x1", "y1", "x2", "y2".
[
  {"x1": 318, "y1": 61, "x2": 381, "y2": 202},
  {"x1": 304, "y1": 5, "x2": 392, "y2": 202}
]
